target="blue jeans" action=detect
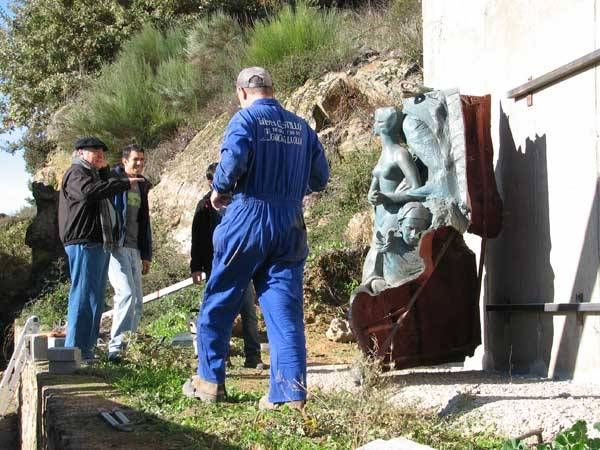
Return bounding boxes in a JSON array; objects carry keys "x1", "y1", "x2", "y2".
[
  {"x1": 65, "y1": 243, "x2": 110, "y2": 359},
  {"x1": 108, "y1": 247, "x2": 143, "y2": 354},
  {"x1": 239, "y1": 283, "x2": 261, "y2": 360}
]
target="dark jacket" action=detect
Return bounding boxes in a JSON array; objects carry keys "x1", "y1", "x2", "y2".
[
  {"x1": 190, "y1": 190, "x2": 220, "y2": 276},
  {"x1": 111, "y1": 164, "x2": 153, "y2": 261},
  {"x1": 59, "y1": 163, "x2": 130, "y2": 246}
]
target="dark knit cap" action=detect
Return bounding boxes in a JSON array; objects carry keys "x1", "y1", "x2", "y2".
[{"x1": 74, "y1": 136, "x2": 107, "y2": 151}]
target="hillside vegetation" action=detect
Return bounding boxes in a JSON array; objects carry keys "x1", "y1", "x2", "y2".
[
  {"x1": 12, "y1": 0, "x2": 425, "y2": 347},
  {"x1": 1, "y1": 0, "x2": 422, "y2": 172},
  {"x1": 0, "y1": 1, "x2": 505, "y2": 448}
]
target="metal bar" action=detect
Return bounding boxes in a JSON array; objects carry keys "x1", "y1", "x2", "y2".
[
  {"x1": 507, "y1": 48, "x2": 600, "y2": 99},
  {"x1": 102, "y1": 276, "x2": 201, "y2": 319},
  {"x1": 486, "y1": 303, "x2": 600, "y2": 313},
  {"x1": 0, "y1": 316, "x2": 40, "y2": 417}
]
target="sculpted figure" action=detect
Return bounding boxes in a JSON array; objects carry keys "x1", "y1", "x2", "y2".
[
  {"x1": 361, "y1": 107, "x2": 426, "y2": 294},
  {"x1": 350, "y1": 91, "x2": 497, "y2": 372},
  {"x1": 363, "y1": 201, "x2": 432, "y2": 294},
  {"x1": 401, "y1": 91, "x2": 470, "y2": 232}
]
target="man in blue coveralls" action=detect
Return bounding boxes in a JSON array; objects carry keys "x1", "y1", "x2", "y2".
[{"x1": 182, "y1": 67, "x2": 329, "y2": 410}]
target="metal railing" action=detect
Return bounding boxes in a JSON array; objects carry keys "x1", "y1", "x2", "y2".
[{"x1": 0, "y1": 316, "x2": 39, "y2": 417}]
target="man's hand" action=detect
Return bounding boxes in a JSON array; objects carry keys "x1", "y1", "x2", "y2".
[
  {"x1": 210, "y1": 190, "x2": 232, "y2": 211},
  {"x1": 191, "y1": 271, "x2": 205, "y2": 285},
  {"x1": 142, "y1": 260, "x2": 151, "y2": 275}
]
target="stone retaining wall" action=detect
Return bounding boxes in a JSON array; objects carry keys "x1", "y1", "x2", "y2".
[{"x1": 18, "y1": 360, "x2": 173, "y2": 450}]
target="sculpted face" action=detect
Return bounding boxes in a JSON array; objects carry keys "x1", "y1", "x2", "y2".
[
  {"x1": 373, "y1": 107, "x2": 399, "y2": 136},
  {"x1": 398, "y1": 202, "x2": 432, "y2": 247},
  {"x1": 400, "y1": 217, "x2": 428, "y2": 247}
]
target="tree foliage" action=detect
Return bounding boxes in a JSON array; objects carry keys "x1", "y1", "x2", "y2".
[{"x1": 0, "y1": 0, "x2": 269, "y2": 169}]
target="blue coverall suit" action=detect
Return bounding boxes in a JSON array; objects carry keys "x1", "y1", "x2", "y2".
[{"x1": 196, "y1": 98, "x2": 329, "y2": 403}]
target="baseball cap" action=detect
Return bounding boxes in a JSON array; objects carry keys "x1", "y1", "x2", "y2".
[
  {"x1": 74, "y1": 136, "x2": 107, "y2": 151},
  {"x1": 236, "y1": 67, "x2": 273, "y2": 88}
]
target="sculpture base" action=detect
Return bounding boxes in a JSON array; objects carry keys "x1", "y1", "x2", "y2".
[{"x1": 350, "y1": 227, "x2": 480, "y2": 368}]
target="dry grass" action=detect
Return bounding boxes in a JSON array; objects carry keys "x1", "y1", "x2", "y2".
[{"x1": 344, "y1": 0, "x2": 423, "y2": 66}]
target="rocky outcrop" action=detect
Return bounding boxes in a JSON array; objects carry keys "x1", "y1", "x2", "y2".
[
  {"x1": 150, "y1": 56, "x2": 423, "y2": 254},
  {"x1": 345, "y1": 210, "x2": 373, "y2": 247},
  {"x1": 33, "y1": 148, "x2": 72, "y2": 189},
  {"x1": 25, "y1": 182, "x2": 66, "y2": 286},
  {"x1": 149, "y1": 113, "x2": 230, "y2": 254},
  {"x1": 326, "y1": 318, "x2": 355, "y2": 343}
]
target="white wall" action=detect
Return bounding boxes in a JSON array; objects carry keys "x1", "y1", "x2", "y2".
[{"x1": 423, "y1": 0, "x2": 600, "y2": 380}]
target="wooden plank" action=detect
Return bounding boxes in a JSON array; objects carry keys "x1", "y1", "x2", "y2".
[
  {"x1": 102, "y1": 276, "x2": 200, "y2": 319},
  {"x1": 486, "y1": 302, "x2": 600, "y2": 313},
  {"x1": 507, "y1": 48, "x2": 600, "y2": 99}
]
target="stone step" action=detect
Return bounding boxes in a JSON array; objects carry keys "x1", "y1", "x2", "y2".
[{"x1": 47, "y1": 347, "x2": 81, "y2": 362}]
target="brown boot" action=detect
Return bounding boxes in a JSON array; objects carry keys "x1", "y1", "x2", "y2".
[
  {"x1": 258, "y1": 395, "x2": 305, "y2": 411},
  {"x1": 182, "y1": 375, "x2": 226, "y2": 403}
]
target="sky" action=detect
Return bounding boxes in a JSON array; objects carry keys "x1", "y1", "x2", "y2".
[{"x1": 0, "y1": 0, "x2": 31, "y2": 215}]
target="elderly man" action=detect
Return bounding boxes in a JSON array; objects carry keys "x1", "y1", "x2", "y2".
[
  {"x1": 183, "y1": 67, "x2": 329, "y2": 410},
  {"x1": 59, "y1": 137, "x2": 142, "y2": 361},
  {"x1": 107, "y1": 144, "x2": 153, "y2": 363}
]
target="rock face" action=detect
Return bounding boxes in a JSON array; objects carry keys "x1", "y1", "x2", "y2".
[
  {"x1": 149, "y1": 56, "x2": 423, "y2": 254},
  {"x1": 25, "y1": 182, "x2": 66, "y2": 287},
  {"x1": 149, "y1": 114, "x2": 229, "y2": 254},
  {"x1": 325, "y1": 318, "x2": 355, "y2": 343},
  {"x1": 345, "y1": 210, "x2": 373, "y2": 247},
  {"x1": 33, "y1": 148, "x2": 72, "y2": 188}
]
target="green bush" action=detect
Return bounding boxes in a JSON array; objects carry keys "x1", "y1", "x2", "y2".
[
  {"x1": 0, "y1": 217, "x2": 32, "y2": 261},
  {"x1": 58, "y1": 25, "x2": 190, "y2": 153},
  {"x1": 141, "y1": 217, "x2": 190, "y2": 295},
  {"x1": 245, "y1": 1, "x2": 354, "y2": 92},
  {"x1": 19, "y1": 281, "x2": 70, "y2": 331},
  {"x1": 184, "y1": 11, "x2": 246, "y2": 120},
  {"x1": 186, "y1": 11, "x2": 245, "y2": 78},
  {"x1": 154, "y1": 56, "x2": 203, "y2": 113}
]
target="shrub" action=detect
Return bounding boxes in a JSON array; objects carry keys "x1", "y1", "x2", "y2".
[
  {"x1": 183, "y1": 11, "x2": 246, "y2": 121},
  {"x1": 18, "y1": 281, "x2": 70, "y2": 331},
  {"x1": 244, "y1": 1, "x2": 354, "y2": 92},
  {"x1": 346, "y1": 0, "x2": 423, "y2": 67},
  {"x1": 186, "y1": 10, "x2": 245, "y2": 79},
  {"x1": 58, "y1": 25, "x2": 190, "y2": 153},
  {"x1": 503, "y1": 420, "x2": 600, "y2": 450},
  {"x1": 141, "y1": 217, "x2": 190, "y2": 295},
  {"x1": 154, "y1": 56, "x2": 203, "y2": 113}
]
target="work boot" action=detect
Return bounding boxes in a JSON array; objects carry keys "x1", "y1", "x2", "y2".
[
  {"x1": 182, "y1": 376, "x2": 226, "y2": 403},
  {"x1": 258, "y1": 395, "x2": 305, "y2": 411},
  {"x1": 244, "y1": 357, "x2": 268, "y2": 370}
]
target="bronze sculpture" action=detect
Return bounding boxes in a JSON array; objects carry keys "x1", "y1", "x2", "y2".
[
  {"x1": 362, "y1": 107, "x2": 426, "y2": 294},
  {"x1": 350, "y1": 90, "x2": 503, "y2": 370}
]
